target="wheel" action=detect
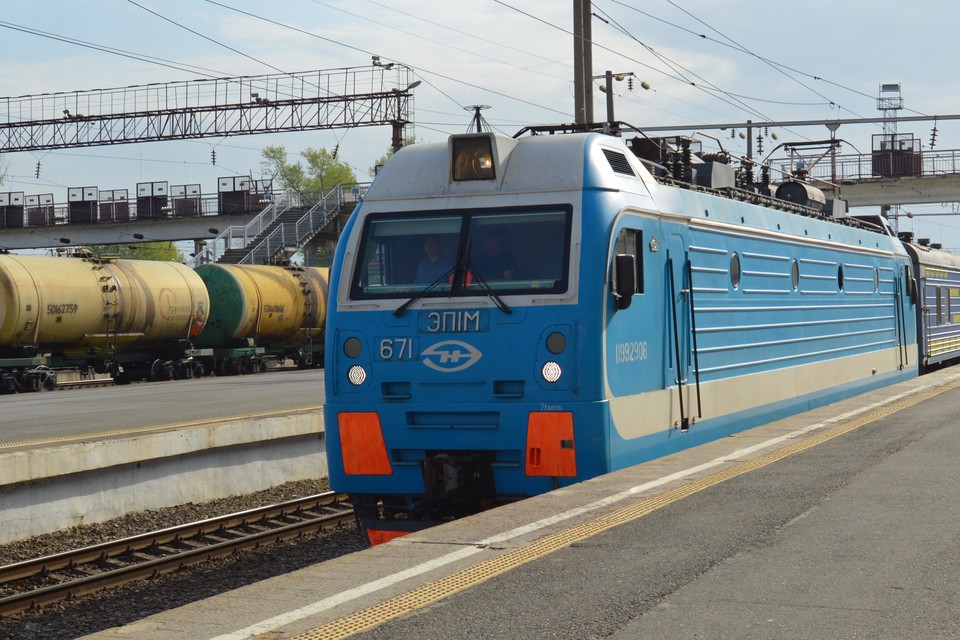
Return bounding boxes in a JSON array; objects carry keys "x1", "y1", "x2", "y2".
[
  {"x1": 150, "y1": 359, "x2": 172, "y2": 381},
  {"x1": 41, "y1": 372, "x2": 57, "y2": 391},
  {"x1": 1, "y1": 372, "x2": 17, "y2": 394}
]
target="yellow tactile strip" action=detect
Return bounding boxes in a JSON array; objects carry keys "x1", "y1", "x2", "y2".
[
  {"x1": 0, "y1": 405, "x2": 324, "y2": 451},
  {"x1": 291, "y1": 378, "x2": 960, "y2": 640}
]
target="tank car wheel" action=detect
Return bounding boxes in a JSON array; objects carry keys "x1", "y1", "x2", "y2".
[
  {"x1": 220, "y1": 358, "x2": 243, "y2": 376},
  {"x1": 297, "y1": 352, "x2": 312, "y2": 369},
  {"x1": 1, "y1": 372, "x2": 17, "y2": 394},
  {"x1": 41, "y1": 372, "x2": 57, "y2": 391},
  {"x1": 192, "y1": 362, "x2": 206, "y2": 379},
  {"x1": 150, "y1": 359, "x2": 172, "y2": 381}
]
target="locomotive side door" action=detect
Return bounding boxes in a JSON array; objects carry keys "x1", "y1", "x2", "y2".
[{"x1": 667, "y1": 233, "x2": 694, "y2": 431}]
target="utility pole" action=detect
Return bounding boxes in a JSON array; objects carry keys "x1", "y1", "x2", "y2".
[{"x1": 573, "y1": 0, "x2": 593, "y2": 124}]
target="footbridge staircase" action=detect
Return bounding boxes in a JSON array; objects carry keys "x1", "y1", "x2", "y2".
[{"x1": 189, "y1": 184, "x2": 366, "y2": 266}]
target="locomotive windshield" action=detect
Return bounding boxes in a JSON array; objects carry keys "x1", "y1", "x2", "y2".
[{"x1": 350, "y1": 206, "x2": 571, "y2": 300}]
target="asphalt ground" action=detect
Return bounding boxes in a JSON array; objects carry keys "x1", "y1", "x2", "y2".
[{"x1": 0, "y1": 368, "x2": 325, "y2": 442}]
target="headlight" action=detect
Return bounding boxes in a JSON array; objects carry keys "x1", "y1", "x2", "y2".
[
  {"x1": 348, "y1": 365, "x2": 367, "y2": 386},
  {"x1": 344, "y1": 337, "x2": 363, "y2": 358},
  {"x1": 546, "y1": 331, "x2": 567, "y2": 354},
  {"x1": 542, "y1": 361, "x2": 562, "y2": 383}
]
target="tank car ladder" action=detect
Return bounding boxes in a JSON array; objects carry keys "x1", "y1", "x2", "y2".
[
  {"x1": 290, "y1": 267, "x2": 317, "y2": 367},
  {"x1": 94, "y1": 262, "x2": 123, "y2": 375}
]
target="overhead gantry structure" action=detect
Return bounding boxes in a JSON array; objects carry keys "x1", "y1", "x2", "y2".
[{"x1": 0, "y1": 64, "x2": 418, "y2": 153}]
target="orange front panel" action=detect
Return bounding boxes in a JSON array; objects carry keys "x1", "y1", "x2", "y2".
[
  {"x1": 339, "y1": 412, "x2": 393, "y2": 475},
  {"x1": 525, "y1": 412, "x2": 577, "y2": 477},
  {"x1": 367, "y1": 529, "x2": 410, "y2": 546}
]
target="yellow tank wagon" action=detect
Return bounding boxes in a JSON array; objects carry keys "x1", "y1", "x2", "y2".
[
  {"x1": 0, "y1": 252, "x2": 209, "y2": 390},
  {"x1": 194, "y1": 263, "x2": 328, "y2": 375}
]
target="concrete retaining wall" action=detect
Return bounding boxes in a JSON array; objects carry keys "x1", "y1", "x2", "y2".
[{"x1": 0, "y1": 409, "x2": 326, "y2": 544}]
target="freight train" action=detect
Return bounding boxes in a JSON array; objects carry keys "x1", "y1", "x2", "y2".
[
  {"x1": 322, "y1": 126, "x2": 960, "y2": 545},
  {"x1": 0, "y1": 251, "x2": 328, "y2": 392}
]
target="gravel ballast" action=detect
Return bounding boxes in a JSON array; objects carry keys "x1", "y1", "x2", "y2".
[{"x1": 0, "y1": 479, "x2": 368, "y2": 640}]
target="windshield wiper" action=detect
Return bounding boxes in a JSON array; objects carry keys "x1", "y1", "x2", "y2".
[
  {"x1": 393, "y1": 246, "x2": 512, "y2": 317},
  {"x1": 393, "y1": 265, "x2": 458, "y2": 317},
  {"x1": 465, "y1": 263, "x2": 512, "y2": 314}
]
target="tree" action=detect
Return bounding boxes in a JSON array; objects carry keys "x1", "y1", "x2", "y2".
[
  {"x1": 87, "y1": 241, "x2": 183, "y2": 261},
  {"x1": 260, "y1": 145, "x2": 356, "y2": 199}
]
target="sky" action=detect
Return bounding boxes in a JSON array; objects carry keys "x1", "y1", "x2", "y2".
[{"x1": 3, "y1": 0, "x2": 960, "y2": 247}]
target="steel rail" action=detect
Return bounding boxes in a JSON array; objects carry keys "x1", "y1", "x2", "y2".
[{"x1": 0, "y1": 492, "x2": 354, "y2": 617}]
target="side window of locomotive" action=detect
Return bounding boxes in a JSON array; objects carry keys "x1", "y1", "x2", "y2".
[
  {"x1": 613, "y1": 228, "x2": 644, "y2": 294},
  {"x1": 358, "y1": 237, "x2": 389, "y2": 289}
]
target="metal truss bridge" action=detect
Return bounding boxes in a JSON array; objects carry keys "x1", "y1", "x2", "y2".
[{"x1": 0, "y1": 65, "x2": 417, "y2": 153}]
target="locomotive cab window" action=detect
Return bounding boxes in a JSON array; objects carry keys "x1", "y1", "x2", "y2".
[{"x1": 350, "y1": 206, "x2": 572, "y2": 300}]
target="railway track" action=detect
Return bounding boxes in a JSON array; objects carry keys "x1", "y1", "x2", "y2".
[{"x1": 0, "y1": 492, "x2": 354, "y2": 618}]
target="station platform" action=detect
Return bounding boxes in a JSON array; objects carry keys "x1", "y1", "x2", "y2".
[
  {"x1": 79, "y1": 366, "x2": 960, "y2": 639},
  {"x1": 0, "y1": 369, "x2": 326, "y2": 544}
]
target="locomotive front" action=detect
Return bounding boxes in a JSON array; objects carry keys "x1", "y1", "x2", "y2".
[{"x1": 324, "y1": 133, "x2": 601, "y2": 544}]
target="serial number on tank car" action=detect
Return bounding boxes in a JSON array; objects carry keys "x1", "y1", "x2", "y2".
[{"x1": 47, "y1": 303, "x2": 79, "y2": 314}]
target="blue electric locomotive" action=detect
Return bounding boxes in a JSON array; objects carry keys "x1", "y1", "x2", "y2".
[{"x1": 324, "y1": 127, "x2": 920, "y2": 544}]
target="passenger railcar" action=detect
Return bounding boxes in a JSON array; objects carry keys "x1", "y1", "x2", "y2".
[
  {"x1": 902, "y1": 238, "x2": 960, "y2": 369},
  {"x1": 323, "y1": 128, "x2": 928, "y2": 544}
]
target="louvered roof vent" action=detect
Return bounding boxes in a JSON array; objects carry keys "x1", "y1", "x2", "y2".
[{"x1": 602, "y1": 148, "x2": 636, "y2": 176}]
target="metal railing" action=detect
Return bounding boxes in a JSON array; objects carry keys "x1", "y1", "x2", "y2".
[
  {"x1": 238, "y1": 225, "x2": 286, "y2": 265},
  {"x1": 772, "y1": 148, "x2": 960, "y2": 184},
  {"x1": 189, "y1": 183, "x2": 367, "y2": 266},
  {"x1": 190, "y1": 196, "x2": 288, "y2": 266}
]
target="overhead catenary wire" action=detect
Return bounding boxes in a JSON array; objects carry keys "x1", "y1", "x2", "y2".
[{"x1": 205, "y1": 1, "x2": 574, "y2": 120}]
